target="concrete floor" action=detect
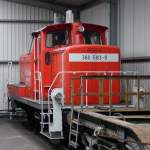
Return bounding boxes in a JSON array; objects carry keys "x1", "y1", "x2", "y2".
[{"x1": 0, "y1": 118, "x2": 67, "y2": 150}]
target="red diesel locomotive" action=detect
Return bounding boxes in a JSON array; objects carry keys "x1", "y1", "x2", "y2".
[
  {"x1": 7, "y1": 20, "x2": 121, "y2": 146},
  {"x1": 8, "y1": 22, "x2": 120, "y2": 105}
]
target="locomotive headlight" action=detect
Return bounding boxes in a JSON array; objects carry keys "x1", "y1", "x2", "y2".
[{"x1": 78, "y1": 25, "x2": 85, "y2": 33}]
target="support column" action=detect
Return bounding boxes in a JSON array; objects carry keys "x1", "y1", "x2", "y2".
[{"x1": 110, "y1": 0, "x2": 119, "y2": 45}]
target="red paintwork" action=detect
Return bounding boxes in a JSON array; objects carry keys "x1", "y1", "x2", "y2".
[
  {"x1": 7, "y1": 84, "x2": 26, "y2": 97},
  {"x1": 64, "y1": 45, "x2": 120, "y2": 105},
  {"x1": 7, "y1": 22, "x2": 120, "y2": 106}
]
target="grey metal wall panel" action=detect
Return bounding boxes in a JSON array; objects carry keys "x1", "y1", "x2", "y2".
[
  {"x1": 80, "y1": 2, "x2": 110, "y2": 43},
  {"x1": 122, "y1": 62, "x2": 150, "y2": 108},
  {"x1": 0, "y1": 0, "x2": 54, "y2": 110},
  {"x1": 80, "y1": 2, "x2": 110, "y2": 26},
  {"x1": 119, "y1": 0, "x2": 150, "y2": 107},
  {"x1": 122, "y1": 62, "x2": 150, "y2": 75},
  {"x1": 118, "y1": 0, "x2": 150, "y2": 58},
  {"x1": 0, "y1": 1, "x2": 53, "y2": 61},
  {"x1": 118, "y1": 0, "x2": 134, "y2": 57},
  {"x1": 0, "y1": 0, "x2": 53, "y2": 20},
  {"x1": 0, "y1": 23, "x2": 46, "y2": 61},
  {"x1": 0, "y1": 64, "x2": 19, "y2": 110}
]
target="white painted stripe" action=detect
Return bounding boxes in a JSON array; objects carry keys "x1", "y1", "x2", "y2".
[{"x1": 69, "y1": 53, "x2": 119, "y2": 62}]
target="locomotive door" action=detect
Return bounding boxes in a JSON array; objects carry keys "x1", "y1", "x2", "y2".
[{"x1": 34, "y1": 35, "x2": 41, "y2": 101}]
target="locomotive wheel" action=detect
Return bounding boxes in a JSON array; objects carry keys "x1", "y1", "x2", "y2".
[
  {"x1": 79, "y1": 133, "x2": 98, "y2": 150},
  {"x1": 125, "y1": 141, "x2": 141, "y2": 150},
  {"x1": 123, "y1": 137, "x2": 142, "y2": 150}
]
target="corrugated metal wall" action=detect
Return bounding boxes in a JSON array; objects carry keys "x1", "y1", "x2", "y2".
[
  {"x1": 0, "y1": 0, "x2": 53, "y2": 110},
  {"x1": 119, "y1": 0, "x2": 150, "y2": 87},
  {"x1": 118, "y1": 0, "x2": 150, "y2": 58},
  {"x1": 122, "y1": 62, "x2": 150, "y2": 108},
  {"x1": 118, "y1": 0, "x2": 150, "y2": 107},
  {"x1": 122, "y1": 62, "x2": 150, "y2": 75},
  {"x1": 80, "y1": 2, "x2": 110, "y2": 27},
  {"x1": 80, "y1": 2, "x2": 110, "y2": 43}
]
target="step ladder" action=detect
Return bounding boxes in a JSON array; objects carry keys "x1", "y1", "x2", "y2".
[
  {"x1": 40, "y1": 88, "x2": 64, "y2": 140},
  {"x1": 69, "y1": 109, "x2": 80, "y2": 149},
  {"x1": 40, "y1": 93, "x2": 53, "y2": 138},
  {"x1": 34, "y1": 71, "x2": 42, "y2": 102},
  {"x1": 40, "y1": 112, "x2": 52, "y2": 132}
]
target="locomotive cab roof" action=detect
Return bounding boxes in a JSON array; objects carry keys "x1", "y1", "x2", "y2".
[{"x1": 32, "y1": 22, "x2": 108, "y2": 36}]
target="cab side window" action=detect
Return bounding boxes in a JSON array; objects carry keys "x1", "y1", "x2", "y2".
[
  {"x1": 46, "y1": 30, "x2": 68, "y2": 47},
  {"x1": 46, "y1": 33, "x2": 53, "y2": 47},
  {"x1": 84, "y1": 30, "x2": 102, "y2": 45}
]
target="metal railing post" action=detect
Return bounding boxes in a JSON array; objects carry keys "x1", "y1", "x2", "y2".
[
  {"x1": 80, "y1": 76, "x2": 84, "y2": 110},
  {"x1": 99, "y1": 79, "x2": 104, "y2": 105},
  {"x1": 109, "y1": 76, "x2": 113, "y2": 116},
  {"x1": 137, "y1": 78, "x2": 140, "y2": 111},
  {"x1": 71, "y1": 79, "x2": 74, "y2": 107},
  {"x1": 126, "y1": 78, "x2": 129, "y2": 107},
  {"x1": 85, "y1": 73, "x2": 88, "y2": 108}
]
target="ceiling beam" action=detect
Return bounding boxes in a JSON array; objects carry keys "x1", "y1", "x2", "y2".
[
  {"x1": 79, "y1": 0, "x2": 109, "y2": 11},
  {"x1": 5, "y1": 0, "x2": 77, "y2": 13},
  {"x1": 32, "y1": 0, "x2": 79, "y2": 9}
]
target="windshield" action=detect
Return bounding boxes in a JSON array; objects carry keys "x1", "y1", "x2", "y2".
[
  {"x1": 46, "y1": 30, "x2": 68, "y2": 47},
  {"x1": 84, "y1": 30, "x2": 102, "y2": 45}
]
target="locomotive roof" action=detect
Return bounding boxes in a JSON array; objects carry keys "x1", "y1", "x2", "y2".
[{"x1": 32, "y1": 22, "x2": 108, "y2": 36}]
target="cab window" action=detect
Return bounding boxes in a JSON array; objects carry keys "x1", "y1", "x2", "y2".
[
  {"x1": 46, "y1": 30, "x2": 68, "y2": 47},
  {"x1": 84, "y1": 30, "x2": 102, "y2": 45}
]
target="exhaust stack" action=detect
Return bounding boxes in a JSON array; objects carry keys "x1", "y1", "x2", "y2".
[{"x1": 66, "y1": 10, "x2": 74, "y2": 23}]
